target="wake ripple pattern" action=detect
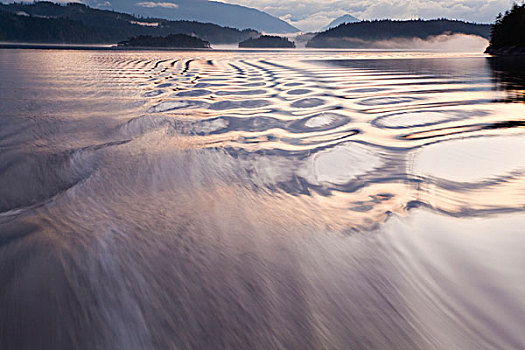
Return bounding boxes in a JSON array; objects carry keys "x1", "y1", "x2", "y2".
[{"x1": 1, "y1": 50, "x2": 525, "y2": 350}]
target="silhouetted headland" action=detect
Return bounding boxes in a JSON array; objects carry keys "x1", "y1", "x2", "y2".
[
  {"x1": 485, "y1": 3, "x2": 525, "y2": 56},
  {"x1": 239, "y1": 35, "x2": 295, "y2": 48}
]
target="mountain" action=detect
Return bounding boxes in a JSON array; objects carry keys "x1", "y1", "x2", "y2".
[
  {"x1": 307, "y1": 19, "x2": 491, "y2": 48},
  {"x1": 0, "y1": 2, "x2": 258, "y2": 44},
  {"x1": 322, "y1": 14, "x2": 359, "y2": 31},
  {"x1": 85, "y1": 0, "x2": 300, "y2": 34},
  {"x1": 485, "y1": 3, "x2": 525, "y2": 55}
]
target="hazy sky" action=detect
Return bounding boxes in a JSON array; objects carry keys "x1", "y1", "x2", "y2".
[
  {"x1": 220, "y1": 0, "x2": 516, "y2": 31},
  {"x1": 2, "y1": 0, "x2": 517, "y2": 32}
]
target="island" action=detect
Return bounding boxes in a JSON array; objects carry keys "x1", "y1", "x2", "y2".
[
  {"x1": 306, "y1": 19, "x2": 491, "y2": 48},
  {"x1": 118, "y1": 34, "x2": 210, "y2": 49},
  {"x1": 485, "y1": 3, "x2": 525, "y2": 56},
  {"x1": 239, "y1": 35, "x2": 295, "y2": 48}
]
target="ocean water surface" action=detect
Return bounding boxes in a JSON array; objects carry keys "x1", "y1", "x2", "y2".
[{"x1": 1, "y1": 49, "x2": 525, "y2": 349}]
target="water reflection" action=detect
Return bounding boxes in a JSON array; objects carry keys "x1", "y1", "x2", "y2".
[
  {"x1": 1, "y1": 50, "x2": 525, "y2": 349},
  {"x1": 488, "y1": 56, "x2": 525, "y2": 103}
]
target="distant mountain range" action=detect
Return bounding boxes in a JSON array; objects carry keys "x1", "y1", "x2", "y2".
[
  {"x1": 322, "y1": 14, "x2": 360, "y2": 31},
  {"x1": 307, "y1": 19, "x2": 491, "y2": 48},
  {"x1": 0, "y1": 2, "x2": 496, "y2": 51},
  {"x1": 84, "y1": 0, "x2": 300, "y2": 34},
  {"x1": 0, "y1": 2, "x2": 258, "y2": 44}
]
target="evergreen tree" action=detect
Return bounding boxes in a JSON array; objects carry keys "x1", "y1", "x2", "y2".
[{"x1": 487, "y1": 2, "x2": 525, "y2": 53}]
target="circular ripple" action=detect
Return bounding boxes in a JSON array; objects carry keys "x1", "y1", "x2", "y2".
[
  {"x1": 413, "y1": 135, "x2": 525, "y2": 182},
  {"x1": 346, "y1": 87, "x2": 391, "y2": 93},
  {"x1": 291, "y1": 98, "x2": 325, "y2": 109},
  {"x1": 287, "y1": 89, "x2": 312, "y2": 95},
  {"x1": 299, "y1": 142, "x2": 382, "y2": 186},
  {"x1": 288, "y1": 112, "x2": 351, "y2": 133},
  {"x1": 143, "y1": 90, "x2": 165, "y2": 98},
  {"x1": 192, "y1": 118, "x2": 229, "y2": 135},
  {"x1": 209, "y1": 100, "x2": 271, "y2": 110},
  {"x1": 175, "y1": 89, "x2": 212, "y2": 97},
  {"x1": 373, "y1": 110, "x2": 479, "y2": 129},
  {"x1": 215, "y1": 89, "x2": 267, "y2": 96},
  {"x1": 148, "y1": 100, "x2": 206, "y2": 113},
  {"x1": 358, "y1": 96, "x2": 422, "y2": 106}
]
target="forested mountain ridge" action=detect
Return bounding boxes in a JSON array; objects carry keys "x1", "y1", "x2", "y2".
[
  {"x1": 0, "y1": 2, "x2": 258, "y2": 44},
  {"x1": 307, "y1": 19, "x2": 491, "y2": 48},
  {"x1": 86, "y1": 0, "x2": 300, "y2": 34}
]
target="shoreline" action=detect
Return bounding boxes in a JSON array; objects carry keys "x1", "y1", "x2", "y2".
[
  {"x1": 0, "y1": 43, "x2": 491, "y2": 58},
  {"x1": 485, "y1": 46, "x2": 525, "y2": 56},
  {"x1": 0, "y1": 43, "x2": 215, "y2": 51}
]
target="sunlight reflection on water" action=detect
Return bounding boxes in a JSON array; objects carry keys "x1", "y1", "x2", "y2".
[{"x1": 0, "y1": 49, "x2": 524, "y2": 349}]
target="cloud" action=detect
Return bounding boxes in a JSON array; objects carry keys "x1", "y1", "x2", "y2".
[
  {"x1": 0, "y1": 0, "x2": 514, "y2": 32},
  {"x1": 136, "y1": 1, "x2": 179, "y2": 8},
  {"x1": 219, "y1": 0, "x2": 516, "y2": 32}
]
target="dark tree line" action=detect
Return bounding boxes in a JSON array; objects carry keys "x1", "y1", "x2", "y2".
[
  {"x1": 118, "y1": 34, "x2": 210, "y2": 48},
  {"x1": 487, "y1": 3, "x2": 525, "y2": 53},
  {"x1": 307, "y1": 19, "x2": 491, "y2": 48},
  {"x1": 0, "y1": 2, "x2": 258, "y2": 44},
  {"x1": 238, "y1": 35, "x2": 295, "y2": 48}
]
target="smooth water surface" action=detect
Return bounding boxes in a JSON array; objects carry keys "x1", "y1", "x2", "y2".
[{"x1": 1, "y1": 49, "x2": 525, "y2": 349}]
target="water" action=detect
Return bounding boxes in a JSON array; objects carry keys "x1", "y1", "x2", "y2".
[{"x1": 1, "y1": 49, "x2": 525, "y2": 349}]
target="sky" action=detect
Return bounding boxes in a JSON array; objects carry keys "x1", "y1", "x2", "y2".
[
  {"x1": 219, "y1": 0, "x2": 517, "y2": 31},
  {"x1": 2, "y1": 0, "x2": 518, "y2": 32}
]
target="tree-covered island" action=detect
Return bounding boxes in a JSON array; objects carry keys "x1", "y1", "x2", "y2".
[
  {"x1": 239, "y1": 35, "x2": 295, "y2": 48},
  {"x1": 118, "y1": 34, "x2": 210, "y2": 49}
]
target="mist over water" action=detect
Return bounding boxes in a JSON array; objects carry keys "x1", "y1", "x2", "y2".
[
  {"x1": 1, "y1": 49, "x2": 525, "y2": 349},
  {"x1": 299, "y1": 33, "x2": 489, "y2": 51}
]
